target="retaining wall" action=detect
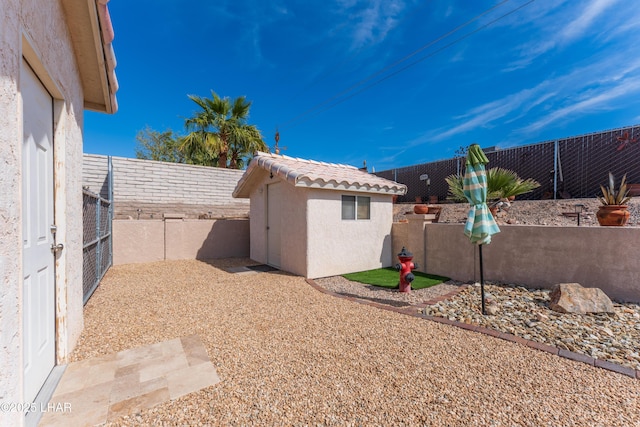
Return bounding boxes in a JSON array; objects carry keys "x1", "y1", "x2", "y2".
[
  {"x1": 113, "y1": 218, "x2": 249, "y2": 265},
  {"x1": 393, "y1": 218, "x2": 640, "y2": 303}
]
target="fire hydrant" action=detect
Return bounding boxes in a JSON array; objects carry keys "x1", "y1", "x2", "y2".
[{"x1": 395, "y1": 246, "x2": 418, "y2": 293}]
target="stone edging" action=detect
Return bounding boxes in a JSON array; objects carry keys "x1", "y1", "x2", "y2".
[{"x1": 305, "y1": 279, "x2": 640, "y2": 381}]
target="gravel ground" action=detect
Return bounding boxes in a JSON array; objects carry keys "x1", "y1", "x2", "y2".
[
  {"x1": 73, "y1": 259, "x2": 640, "y2": 426},
  {"x1": 314, "y1": 277, "x2": 640, "y2": 369},
  {"x1": 395, "y1": 197, "x2": 640, "y2": 226}
]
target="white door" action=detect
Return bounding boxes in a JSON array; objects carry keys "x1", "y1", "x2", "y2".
[
  {"x1": 267, "y1": 182, "x2": 282, "y2": 268},
  {"x1": 22, "y1": 60, "x2": 56, "y2": 404}
]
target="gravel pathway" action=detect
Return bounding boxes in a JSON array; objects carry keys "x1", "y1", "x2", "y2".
[{"x1": 73, "y1": 259, "x2": 640, "y2": 426}]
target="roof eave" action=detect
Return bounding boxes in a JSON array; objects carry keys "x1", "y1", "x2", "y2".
[
  {"x1": 294, "y1": 178, "x2": 407, "y2": 195},
  {"x1": 60, "y1": 0, "x2": 118, "y2": 114}
]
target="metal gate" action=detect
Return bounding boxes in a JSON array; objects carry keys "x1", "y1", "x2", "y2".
[{"x1": 82, "y1": 157, "x2": 113, "y2": 304}]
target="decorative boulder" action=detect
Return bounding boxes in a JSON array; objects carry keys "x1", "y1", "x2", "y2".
[{"x1": 549, "y1": 283, "x2": 614, "y2": 314}]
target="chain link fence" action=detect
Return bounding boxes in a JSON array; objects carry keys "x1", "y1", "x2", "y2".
[
  {"x1": 82, "y1": 157, "x2": 113, "y2": 304},
  {"x1": 376, "y1": 125, "x2": 640, "y2": 203}
]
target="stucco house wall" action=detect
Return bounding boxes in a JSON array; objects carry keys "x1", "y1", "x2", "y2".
[{"x1": 0, "y1": 0, "x2": 116, "y2": 423}]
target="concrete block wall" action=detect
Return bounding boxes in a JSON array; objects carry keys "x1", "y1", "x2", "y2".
[{"x1": 83, "y1": 154, "x2": 249, "y2": 218}]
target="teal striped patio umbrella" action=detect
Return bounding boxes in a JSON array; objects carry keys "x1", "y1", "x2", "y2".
[{"x1": 463, "y1": 144, "x2": 500, "y2": 315}]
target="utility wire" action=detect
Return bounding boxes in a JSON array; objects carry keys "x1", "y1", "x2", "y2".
[
  {"x1": 281, "y1": 0, "x2": 510, "y2": 129},
  {"x1": 281, "y1": 0, "x2": 534, "y2": 131},
  {"x1": 286, "y1": 0, "x2": 436, "y2": 104}
]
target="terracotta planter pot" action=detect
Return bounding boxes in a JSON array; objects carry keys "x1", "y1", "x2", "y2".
[
  {"x1": 596, "y1": 205, "x2": 629, "y2": 226},
  {"x1": 413, "y1": 204, "x2": 429, "y2": 214}
]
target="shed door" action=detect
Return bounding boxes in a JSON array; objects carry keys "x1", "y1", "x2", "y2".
[
  {"x1": 267, "y1": 182, "x2": 282, "y2": 268},
  {"x1": 22, "y1": 60, "x2": 56, "y2": 404}
]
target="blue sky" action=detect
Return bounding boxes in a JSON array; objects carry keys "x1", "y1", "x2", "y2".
[{"x1": 84, "y1": 0, "x2": 640, "y2": 171}]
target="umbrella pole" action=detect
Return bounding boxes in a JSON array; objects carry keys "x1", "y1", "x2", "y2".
[{"x1": 479, "y1": 245, "x2": 486, "y2": 315}]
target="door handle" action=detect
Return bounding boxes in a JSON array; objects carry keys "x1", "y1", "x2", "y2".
[{"x1": 51, "y1": 243, "x2": 64, "y2": 253}]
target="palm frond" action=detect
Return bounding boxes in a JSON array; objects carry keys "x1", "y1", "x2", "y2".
[{"x1": 445, "y1": 168, "x2": 540, "y2": 203}]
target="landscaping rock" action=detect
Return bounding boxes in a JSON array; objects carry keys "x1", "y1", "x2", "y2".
[{"x1": 549, "y1": 283, "x2": 614, "y2": 314}]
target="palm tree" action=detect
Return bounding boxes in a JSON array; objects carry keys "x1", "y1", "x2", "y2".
[
  {"x1": 181, "y1": 91, "x2": 267, "y2": 168},
  {"x1": 228, "y1": 124, "x2": 265, "y2": 169}
]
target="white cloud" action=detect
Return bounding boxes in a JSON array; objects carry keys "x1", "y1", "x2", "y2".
[
  {"x1": 408, "y1": 44, "x2": 640, "y2": 147},
  {"x1": 503, "y1": 0, "x2": 620, "y2": 71},
  {"x1": 520, "y1": 77, "x2": 640, "y2": 133},
  {"x1": 336, "y1": 0, "x2": 406, "y2": 49},
  {"x1": 560, "y1": 0, "x2": 619, "y2": 43},
  {"x1": 429, "y1": 85, "x2": 547, "y2": 142}
]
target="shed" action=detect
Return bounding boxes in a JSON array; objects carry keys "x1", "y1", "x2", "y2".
[
  {"x1": 0, "y1": 0, "x2": 117, "y2": 423},
  {"x1": 233, "y1": 152, "x2": 407, "y2": 278}
]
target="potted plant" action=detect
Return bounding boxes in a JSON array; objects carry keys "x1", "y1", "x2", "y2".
[{"x1": 596, "y1": 172, "x2": 631, "y2": 226}]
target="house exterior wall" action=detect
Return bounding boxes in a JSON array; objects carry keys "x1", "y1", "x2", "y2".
[
  {"x1": 306, "y1": 190, "x2": 393, "y2": 279},
  {"x1": 1, "y1": 0, "x2": 86, "y2": 423}
]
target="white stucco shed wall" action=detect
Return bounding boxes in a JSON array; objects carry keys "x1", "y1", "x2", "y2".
[
  {"x1": 246, "y1": 179, "x2": 393, "y2": 278},
  {"x1": 248, "y1": 173, "x2": 308, "y2": 277},
  {"x1": 306, "y1": 190, "x2": 393, "y2": 279},
  {"x1": 248, "y1": 171, "x2": 268, "y2": 263},
  {"x1": 279, "y1": 183, "x2": 308, "y2": 277},
  {"x1": 1, "y1": 0, "x2": 87, "y2": 422}
]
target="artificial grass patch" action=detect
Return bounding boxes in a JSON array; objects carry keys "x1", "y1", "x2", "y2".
[{"x1": 342, "y1": 267, "x2": 450, "y2": 290}]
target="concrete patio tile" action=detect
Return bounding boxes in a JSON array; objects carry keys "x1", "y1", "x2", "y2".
[
  {"x1": 109, "y1": 372, "x2": 141, "y2": 404},
  {"x1": 115, "y1": 341, "x2": 166, "y2": 366},
  {"x1": 158, "y1": 337, "x2": 185, "y2": 357},
  {"x1": 166, "y1": 361, "x2": 221, "y2": 400},
  {"x1": 39, "y1": 335, "x2": 220, "y2": 426},
  {"x1": 40, "y1": 380, "x2": 112, "y2": 426},
  {"x1": 52, "y1": 359, "x2": 118, "y2": 396},
  {"x1": 115, "y1": 361, "x2": 141, "y2": 378},
  {"x1": 106, "y1": 387, "x2": 171, "y2": 421},
  {"x1": 139, "y1": 376, "x2": 169, "y2": 395},
  {"x1": 181, "y1": 334, "x2": 211, "y2": 366},
  {"x1": 138, "y1": 351, "x2": 190, "y2": 383}
]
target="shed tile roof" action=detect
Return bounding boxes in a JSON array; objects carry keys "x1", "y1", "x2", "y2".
[{"x1": 233, "y1": 152, "x2": 407, "y2": 198}]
